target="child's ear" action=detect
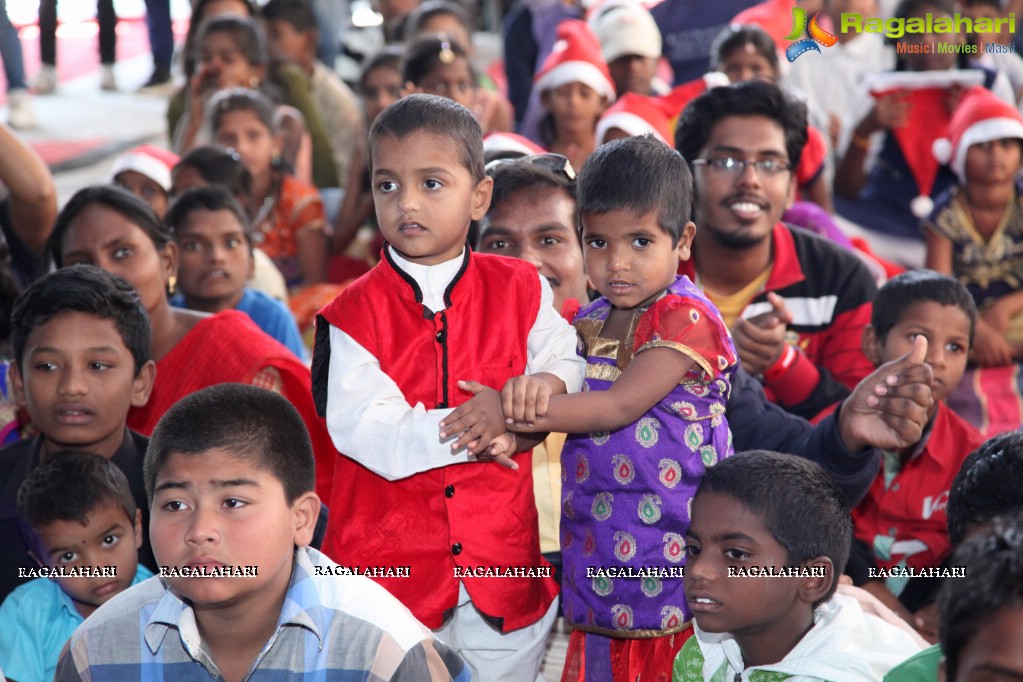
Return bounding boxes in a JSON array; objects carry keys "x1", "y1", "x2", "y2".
[
  {"x1": 291, "y1": 492, "x2": 321, "y2": 548},
  {"x1": 131, "y1": 360, "x2": 157, "y2": 408},
  {"x1": 676, "y1": 221, "x2": 697, "y2": 262},
  {"x1": 470, "y1": 175, "x2": 494, "y2": 221},
  {"x1": 798, "y1": 556, "x2": 834, "y2": 605},
  {"x1": 8, "y1": 362, "x2": 26, "y2": 408},
  {"x1": 403, "y1": 81, "x2": 420, "y2": 97},
  {"x1": 27, "y1": 546, "x2": 44, "y2": 568},
  {"x1": 861, "y1": 325, "x2": 883, "y2": 365},
  {"x1": 132, "y1": 508, "x2": 143, "y2": 550}
]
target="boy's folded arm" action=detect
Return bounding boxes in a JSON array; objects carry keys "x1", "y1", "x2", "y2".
[
  {"x1": 515, "y1": 347, "x2": 696, "y2": 434},
  {"x1": 326, "y1": 327, "x2": 472, "y2": 480},
  {"x1": 525, "y1": 276, "x2": 585, "y2": 394}
]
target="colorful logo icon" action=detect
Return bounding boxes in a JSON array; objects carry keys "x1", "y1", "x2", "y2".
[{"x1": 785, "y1": 7, "x2": 839, "y2": 61}]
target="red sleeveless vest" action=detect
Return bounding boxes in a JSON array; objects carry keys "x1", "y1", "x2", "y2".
[{"x1": 314, "y1": 249, "x2": 558, "y2": 631}]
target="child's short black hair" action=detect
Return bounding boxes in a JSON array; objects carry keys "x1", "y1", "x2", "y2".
[
  {"x1": 261, "y1": 0, "x2": 316, "y2": 33},
  {"x1": 369, "y1": 93, "x2": 484, "y2": 183},
  {"x1": 209, "y1": 87, "x2": 276, "y2": 136},
  {"x1": 402, "y1": 34, "x2": 473, "y2": 87},
  {"x1": 360, "y1": 46, "x2": 405, "y2": 91},
  {"x1": 939, "y1": 515, "x2": 1023, "y2": 681},
  {"x1": 710, "y1": 23, "x2": 779, "y2": 73},
  {"x1": 487, "y1": 156, "x2": 577, "y2": 208},
  {"x1": 166, "y1": 185, "x2": 254, "y2": 251},
  {"x1": 870, "y1": 269, "x2": 978, "y2": 345},
  {"x1": 174, "y1": 145, "x2": 254, "y2": 198},
  {"x1": 145, "y1": 383, "x2": 315, "y2": 505},
  {"x1": 11, "y1": 265, "x2": 152, "y2": 375},
  {"x1": 947, "y1": 431, "x2": 1023, "y2": 545},
  {"x1": 577, "y1": 135, "x2": 693, "y2": 246},
  {"x1": 194, "y1": 14, "x2": 268, "y2": 68},
  {"x1": 405, "y1": 0, "x2": 474, "y2": 42},
  {"x1": 698, "y1": 450, "x2": 851, "y2": 606},
  {"x1": 50, "y1": 185, "x2": 172, "y2": 267},
  {"x1": 675, "y1": 80, "x2": 808, "y2": 173},
  {"x1": 17, "y1": 451, "x2": 137, "y2": 530}
]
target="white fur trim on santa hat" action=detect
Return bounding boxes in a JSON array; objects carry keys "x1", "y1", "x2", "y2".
[
  {"x1": 950, "y1": 116, "x2": 1023, "y2": 183},
  {"x1": 596, "y1": 111, "x2": 667, "y2": 145},
  {"x1": 109, "y1": 149, "x2": 174, "y2": 192},
  {"x1": 535, "y1": 60, "x2": 617, "y2": 102},
  {"x1": 911, "y1": 194, "x2": 934, "y2": 219},
  {"x1": 483, "y1": 133, "x2": 546, "y2": 157}
]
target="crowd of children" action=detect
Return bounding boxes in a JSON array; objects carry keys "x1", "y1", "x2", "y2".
[{"x1": 1, "y1": 0, "x2": 1023, "y2": 679}]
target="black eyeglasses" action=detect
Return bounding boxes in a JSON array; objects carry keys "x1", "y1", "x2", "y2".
[
  {"x1": 485, "y1": 153, "x2": 577, "y2": 182},
  {"x1": 691, "y1": 156, "x2": 792, "y2": 177}
]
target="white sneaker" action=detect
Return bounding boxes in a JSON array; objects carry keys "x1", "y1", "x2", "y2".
[
  {"x1": 7, "y1": 89, "x2": 34, "y2": 129},
  {"x1": 100, "y1": 65, "x2": 117, "y2": 92},
  {"x1": 32, "y1": 65, "x2": 56, "y2": 95}
]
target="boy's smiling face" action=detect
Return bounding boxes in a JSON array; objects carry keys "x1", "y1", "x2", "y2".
[
  {"x1": 684, "y1": 490, "x2": 829, "y2": 666},
  {"x1": 30, "y1": 504, "x2": 143, "y2": 618},
  {"x1": 372, "y1": 130, "x2": 492, "y2": 266},
  {"x1": 11, "y1": 311, "x2": 154, "y2": 459},
  {"x1": 863, "y1": 301, "x2": 972, "y2": 407},
  {"x1": 150, "y1": 449, "x2": 318, "y2": 616}
]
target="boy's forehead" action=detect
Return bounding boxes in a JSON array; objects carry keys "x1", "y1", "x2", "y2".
[
  {"x1": 34, "y1": 502, "x2": 133, "y2": 545},
  {"x1": 26, "y1": 311, "x2": 127, "y2": 350},
  {"x1": 155, "y1": 448, "x2": 279, "y2": 489}
]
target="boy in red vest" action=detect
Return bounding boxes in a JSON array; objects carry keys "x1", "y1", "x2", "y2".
[{"x1": 311, "y1": 94, "x2": 585, "y2": 681}]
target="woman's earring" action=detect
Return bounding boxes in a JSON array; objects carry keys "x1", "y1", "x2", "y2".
[
  {"x1": 167, "y1": 275, "x2": 177, "y2": 296},
  {"x1": 249, "y1": 76, "x2": 260, "y2": 89}
]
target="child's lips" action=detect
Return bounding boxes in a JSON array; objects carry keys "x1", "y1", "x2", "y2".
[
  {"x1": 93, "y1": 580, "x2": 121, "y2": 597},
  {"x1": 56, "y1": 405, "x2": 94, "y2": 425},
  {"x1": 399, "y1": 222, "x2": 426, "y2": 235},
  {"x1": 687, "y1": 593, "x2": 723, "y2": 612}
]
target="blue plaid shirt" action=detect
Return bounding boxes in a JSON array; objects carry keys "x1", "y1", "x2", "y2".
[{"x1": 55, "y1": 547, "x2": 470, "y2": 681}]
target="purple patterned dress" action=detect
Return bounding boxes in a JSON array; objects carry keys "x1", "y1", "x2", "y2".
[{"x1": 560, "y1": 275, "x2": 737, "y2": 637}]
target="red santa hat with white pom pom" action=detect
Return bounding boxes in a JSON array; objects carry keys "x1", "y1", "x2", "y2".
[{"x1": 932, "y1": 85, "x2": 1023, "y2": 186}]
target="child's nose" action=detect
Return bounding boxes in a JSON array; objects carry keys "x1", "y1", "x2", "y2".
[
  {"x1": 185, "y1": 506, "x2": 222, "y2": 546},
  {"x1": 57, "y1": 366, "x2": 88, "y2": 396}
]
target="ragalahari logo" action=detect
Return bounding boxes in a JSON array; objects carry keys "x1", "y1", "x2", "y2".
[{"x1": 785, "y1": 7, "x2": 839, "y2": 62}]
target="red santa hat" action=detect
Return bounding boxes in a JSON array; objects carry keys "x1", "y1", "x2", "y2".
[
  {"x1": 933, "y1": 85, "x2": 1023, "y2": 185},
  {"x1": 109, "y1": 144, "x2": 180, "y2": 192},
  {"x1": 483, "y1": 132, "x2": 547, "y2": 158},
  {"x1": 534, "y1": 20, "x2": 617, "y2": 103},
  {"x1": 596, "y1": 93, "x2": 674, "y2": 145}
]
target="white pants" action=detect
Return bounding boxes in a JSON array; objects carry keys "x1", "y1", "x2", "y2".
[{"x1": 433, "y1": 582, "x2": 559, "y2": 682}]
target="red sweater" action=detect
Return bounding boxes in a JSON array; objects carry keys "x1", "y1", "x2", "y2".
[{"x1": 313, "y1": 250, "x2": 558, "y2": 631}]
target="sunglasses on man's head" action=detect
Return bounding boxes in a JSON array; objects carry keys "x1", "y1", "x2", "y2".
[{"x1": 484, "y1": 153, "x2": 577, "y2": 182}]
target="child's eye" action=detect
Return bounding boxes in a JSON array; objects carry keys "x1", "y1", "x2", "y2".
[
  {"x1": 112, "y1": 247, "x2": 133, "y2": 260},
  {"x1": 102, "y1": 534, "x2": 120, "y2": 547},
  {"x1": 377, "y1": 181, "x2": 398, "y2": 193},
  {"x1": 89, "y1": 362, "x2": 113, "y2": 371},
  {"x1": 684, "y1": 543, "x2": 701, "y2": 557},
  {"x1": 632, "y1": 238, "x2": 652, "y2": 248},
  {"x1": 541, "y1": 236, "x2": 561, "y2": 247},
  {"x1": 724, "y1": 548, "x2": 751, "y2": 561},
  {"x1": 226, "y1": 238, "x2": 242, "y2": 249},
  {"x1": 162, "y1": 500, "x2": 188, "y2": 512},
  {"x1": 423, "y1": 179, "x2": 443, "y2": 190},
  {"x1": 223, "y1": 498, "x2": 246, "y2": 509},
  {"x1": 58, "y1": 551, "x2": 78, "y2": 564},
  {"x1": 586, "y1": 238, "x2": 607, "y2": 249},
  {"x1": 182, "y1": 240, "x2": 202, "y2": 252},
  {"x1": 33, "y1": 362, "x2": 57, "y2": 372},
  {"x1": 947, "y1": 342, "x2": 964, "y2": 353}
]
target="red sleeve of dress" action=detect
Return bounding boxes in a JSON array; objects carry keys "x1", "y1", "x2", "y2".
[{"x1": 632, "y1": 294, "x2": 737, "y2": 379}]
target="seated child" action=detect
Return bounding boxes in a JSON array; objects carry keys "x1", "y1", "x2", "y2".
[
  {"x1": 935, "y1": 515, "x2": 1023, "y2": 682},
  {"x1": 0, "y1": 452, "x2": 154, "y2": 681},
  {"x1": 55, "y1": 383, "x2": 470, "y2": 680},
  {"x1": 885, "y1": 429, "x2": 1023, "y2": 681},
  {"x1": 109, "y1": 144, "x2": 180, "y2": 218},
  {"x1": 209, "y1": 87, "x2": 328, "y2": 290},
  {"x1": 534, "y1": 20, "x2": 615, "y2": 172},
  {"x1": 166, "y1": 185, "x2": 307, "y2": 360},
  {"x1": 0, "y1": 266, "x2": 157, "y2": 603},
  {"x1": 445, "y1": 135, "x2": 738, "y2": 678},
  {"x1": 848, "y1": 271, "x2": 985, "y2": 628},
  {"x1": 311, "y1": 94, "x2": 585, "y2": 681},
  {"x1": 675, "y1": 450, "x2": 922, "y2": 680},
  {"x1": 170, "y1": 145, "x2": 289, "y2": 303},
  {"x1": 924, "y1": 86, "x2": 1023, "y2": 367}
]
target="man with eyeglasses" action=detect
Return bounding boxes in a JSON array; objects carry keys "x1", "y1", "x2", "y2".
[{"x1": 676, "y1": 80, "x2": 878, "y2": 422}]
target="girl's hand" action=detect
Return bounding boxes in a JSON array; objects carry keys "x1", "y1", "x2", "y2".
[
  {"x1": 475, "y1": 432, "x2": 520, "y2": 471},
  {"x1": 863, "y1": 92, "x2": 911, "y2": 134},
  {"x1": 439, "y1": 381, "x2": 507, "y2": 454},
  {"x1": 501, "y1": 375, "x2": 553, "y2": 427},
  {"x1": 188, "y1": 66, "x2": 214, "y2": 117}
]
